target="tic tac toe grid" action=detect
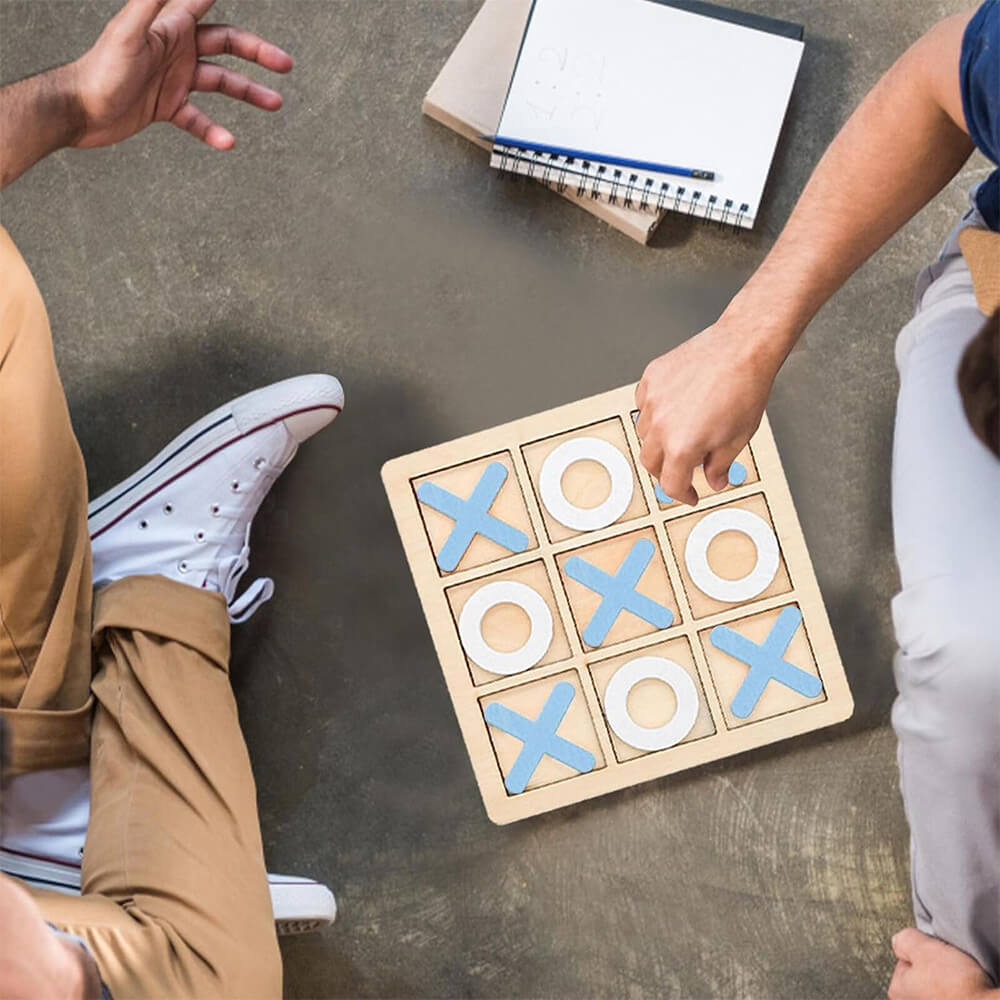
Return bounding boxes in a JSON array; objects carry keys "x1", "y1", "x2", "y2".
[{"x1": 383, "y1": 385, "x2": 852, "y2": 824}]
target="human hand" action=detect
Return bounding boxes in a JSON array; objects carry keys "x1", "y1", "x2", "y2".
[
  {"x1": 69, "y1": 0, "x2": 293, "y2": 150},
  {"x1": 0, "y1": 874, "x2": 94, "y2": 999},
  {"x1": 634, "y1": 317, "x2": 783, "y2": 506},
  {"x1": 889, "y1": 928, "x2": 997, "y2": 1000}
]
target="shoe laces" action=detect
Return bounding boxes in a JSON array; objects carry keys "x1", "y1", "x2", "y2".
[{"x1": 177, "y1": 454, "x2": 285, "y2": 622}]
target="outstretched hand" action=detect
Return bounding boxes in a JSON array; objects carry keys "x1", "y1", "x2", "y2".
[{"x1": 70, "y1": 0, "x2": 293, "y2": 150}]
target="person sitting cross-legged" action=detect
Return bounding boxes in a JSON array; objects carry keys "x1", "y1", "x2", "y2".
[{"x1": 0, "y1": 1, "x2": 342, "y2": 996}]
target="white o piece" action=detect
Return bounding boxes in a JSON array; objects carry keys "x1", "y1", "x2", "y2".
[
  {"x1": 684, "y1": 508, "x2": 780, "y2": 603},
  {"x1": 538, "y1": 437, "x2": 634, "y2": 531},
  {"x1": 458, "y1": 580, "x2": 553, "y2": 676},
  {"x1": 604, "y1": 656, "x2": 700, "y2": 751}
]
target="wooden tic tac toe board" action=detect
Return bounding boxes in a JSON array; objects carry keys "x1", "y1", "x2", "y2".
[{"x1": 382, "y1": 385, "x2": 853, "y2": 823}]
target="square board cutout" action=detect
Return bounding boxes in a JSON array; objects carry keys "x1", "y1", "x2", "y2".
[
  {"x1": 446, "y1": 560, "x2": 572, "y2": 686},
  {"x1": 699, "y1": 602, "x2": 826, "y2": 729},
  {"x1": 588, "y1": 636, "x2": 716, "y2": 763},
  {"x1": 412, "y1": 450, "x2": 537, "y2": 576},
  {"x1": 480, "y1": 670, "x2": 605, "y2": 794},
  {"x1": 521, "y1": 417, "x2": 647, "y2": 543},
  {"x1": 556, "y1": 527, "x2": 680, "y2": 651},
  {"x1": 383, "y1": 384, "x2": 853, "y2": 823},
  {"x1": 664, "y1": 493, "x2": 791, "y2": 619}
]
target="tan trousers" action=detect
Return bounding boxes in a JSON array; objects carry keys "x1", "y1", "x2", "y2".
[{"x1": 0, "y1": 226, "x2": 282, "y2": 999}]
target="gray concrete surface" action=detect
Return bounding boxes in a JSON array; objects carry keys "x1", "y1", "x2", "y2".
[{"x1": 1, "y1": 1, "x2": 993, "y2": 996}]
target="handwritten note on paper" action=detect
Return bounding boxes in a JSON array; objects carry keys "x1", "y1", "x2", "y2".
[{"x1": 527, "y1": 46, "x2": 607, "y2": 132}]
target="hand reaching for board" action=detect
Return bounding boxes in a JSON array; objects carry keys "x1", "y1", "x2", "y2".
[{"x1": 635, "y1": 317, "x2": 783, "y2": 507}]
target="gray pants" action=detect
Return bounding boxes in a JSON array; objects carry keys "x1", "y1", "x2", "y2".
[{"x1": 891, "y1": 195, "x2": 1000, "y2": 984}]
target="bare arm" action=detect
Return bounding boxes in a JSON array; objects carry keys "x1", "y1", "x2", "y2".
[
  {"x1": 0, "y1": 68, "x2": 83, "y2": 189},
  {"x1": 636, "y1": 11, "x2": 977, "y2": 504},
  {"x1": 0, "y1": 0, "x2": 294, "y2": 191}
]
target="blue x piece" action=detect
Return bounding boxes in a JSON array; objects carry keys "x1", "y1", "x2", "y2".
[
  {"x1": 484, "y1": 681, "x2": 596, "y2": 794},
  {"x1": 564, "y1": 538, "x2": 674, "y2": 647},
  {"x1": 417, "y1": 462, "x2": 529, "y2": 571},
  {"x1": 654, "y1": 460, "x2": 747, "y2": 504},
  {"x1": 710, "y1": 606, "x2": 823, "y2": 718}
]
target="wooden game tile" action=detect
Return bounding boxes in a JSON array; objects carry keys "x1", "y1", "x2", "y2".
[
  {"x1": 520, "y1": 417, "x2": 647, "y2": 543},
  {"x1": 698, "y1": 602, "x2": 826, "y2": 729},
  {"x1": 555, "y1": 527, "x2": 680, "y2": 651},
  {"x1": 664, "y1": 493, "x2": 791, "y2": 619},
  {"x1": 628, "y1": 411, "x2": 759, "y2": 509},
  {"x1": 588, "y1": 636, "x2": 716, "y2": 763},
  {"x1": 411, "y1": 450, "x2": 537, "y2": 576},
  {"x1": 479, "y1": 669, "x2": 605, "y2": 794},
  {"x1": 445, "y1": 560, "x2": 573, "y2": 686}
]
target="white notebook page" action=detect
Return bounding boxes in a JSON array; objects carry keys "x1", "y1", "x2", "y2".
[{"x1": 494, "y1": 0, "x2": 804, "y2": 226}]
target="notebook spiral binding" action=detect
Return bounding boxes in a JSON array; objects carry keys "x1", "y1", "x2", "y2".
[{"x1": 494, "y1": 144, "x2": 750, "y2": 230}]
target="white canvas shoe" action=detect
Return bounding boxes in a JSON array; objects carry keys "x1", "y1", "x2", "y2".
[
  {"x1": 0, "y1": 768, "x2": 337, "y2": 935},
  {"x1": 88, "y1": 374, "x2": 343, "y2": 622}
]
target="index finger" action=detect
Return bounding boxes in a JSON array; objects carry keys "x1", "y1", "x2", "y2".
[{"x1": 197, "y1": 24, "x2": 294, "y2": 72}]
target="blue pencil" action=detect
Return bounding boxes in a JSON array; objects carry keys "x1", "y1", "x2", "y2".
[{"x1": 486, "y1": 134, "x2": 715, "y2": 181}]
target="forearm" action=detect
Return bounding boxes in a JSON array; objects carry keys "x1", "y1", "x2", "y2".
[
  {"x1": 728, "y1": 13, "x2": 976, "y2": 369},
  {"x1": 0, "y1": 65, "x2": 83, "y2": 189}
]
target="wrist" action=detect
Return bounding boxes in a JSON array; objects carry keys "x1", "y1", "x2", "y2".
[
  {"x1": 44, "y1": 62, "x2": 87, "y2": 149},
  {"x1": 715, "y1": 292, "x2": 802, "y2": 377}
]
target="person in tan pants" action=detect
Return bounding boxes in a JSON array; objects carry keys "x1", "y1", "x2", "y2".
[{"x1": 0, "y1": 1, "x2": 344, "y2": 996}]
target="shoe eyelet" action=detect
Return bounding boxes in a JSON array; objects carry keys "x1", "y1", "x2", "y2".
[
  {"x1": 211, "y1": 504, "x2": 220, "y2": 516},
  {"x1": 139, "y1": 519, "x2": 148, "y2": 529},
  {"x1": 231, "y1": 480, "x2": 240, "y2": 492},
  {"x1": 178, "y1": 560, "x2": 189, "y2": 573},
  {"x1": 195, "y1": 530, "x2": 205, "y2": 542},
  {"x1": 164, "y1": 503, "x2": 174, "y2": 515},
  {"x1": 253, "y1": 457, "x2": 266, "y2": 470}
]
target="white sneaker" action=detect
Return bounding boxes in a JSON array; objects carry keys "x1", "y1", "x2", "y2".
[
  {"x1": 0, "y1": 768, "x2": 337, "y2": 935},
  {"x1": 88, "y1": 374, "x2": 343, "y2": 622}
]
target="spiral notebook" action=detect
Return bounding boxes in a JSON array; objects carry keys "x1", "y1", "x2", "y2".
[{"x1": 490, "y1": 0, "x2": 805, "y2": 229}]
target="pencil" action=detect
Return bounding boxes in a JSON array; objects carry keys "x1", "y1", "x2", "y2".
[{"x1": 485, "y1": 134, "x2": 716, "y2": 181}]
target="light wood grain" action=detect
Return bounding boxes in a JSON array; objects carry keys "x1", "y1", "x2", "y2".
[
  {"x1": 445, "y1": 558, "x2": 572, "y2": 686},
  {"x1": 588, "y1": 635, "x2": 716, "y2": 763},
  {"x1": 521, "y1": 416, "x2": 647, "y2": 543},
  {"x1": 479, "y1": 670, "x2": 606, "y2": 793},
  {"x1": 412, "y1": 450, "x2": 536, "y2": 576},
  {"x1": 664, "y1": 492, "x2": 792, "y2": 619},
  {"x1": 698, "y1": 602, "x2": 826, "y2": 730},
  {"x1": 555, "y1": 526, "x2": 679, "y2": 650},
  {"x1": 382, "y1": 384, "x2": 853, "y2": 824}
]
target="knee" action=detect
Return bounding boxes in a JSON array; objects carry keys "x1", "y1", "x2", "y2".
[
  {"x1": 935, "y1": 622, "x2": 1000, "y2": 728},
  {"x1": 0, "y1": 229, "x2": 49, "y2": 360},
  {"x1": 894, "y1": 586, "x2": 1000, "y2": 764},
  {"x1": 210, "y1": 930, "x2": 282, "y2": 1000}
]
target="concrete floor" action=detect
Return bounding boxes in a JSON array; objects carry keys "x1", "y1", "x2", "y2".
[{"x1": 1, "y1": 1, "x2": 993, "y2": 996}]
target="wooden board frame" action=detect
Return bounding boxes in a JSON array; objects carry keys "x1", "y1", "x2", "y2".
[{"x1": 382, "y1": 385, "x2": 853, "y2": 824}]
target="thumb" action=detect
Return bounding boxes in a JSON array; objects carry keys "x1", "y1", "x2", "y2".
[
  {"x1": 113, "y1": 0, "x2": 169, "y2": 37},
  {"x1": 892, "y1": 929, "x2": 920, "y2": 963}
]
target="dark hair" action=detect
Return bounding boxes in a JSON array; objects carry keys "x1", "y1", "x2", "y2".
[{"x1": 957, "y1": 309, "x2": 999, "y2": 458}]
